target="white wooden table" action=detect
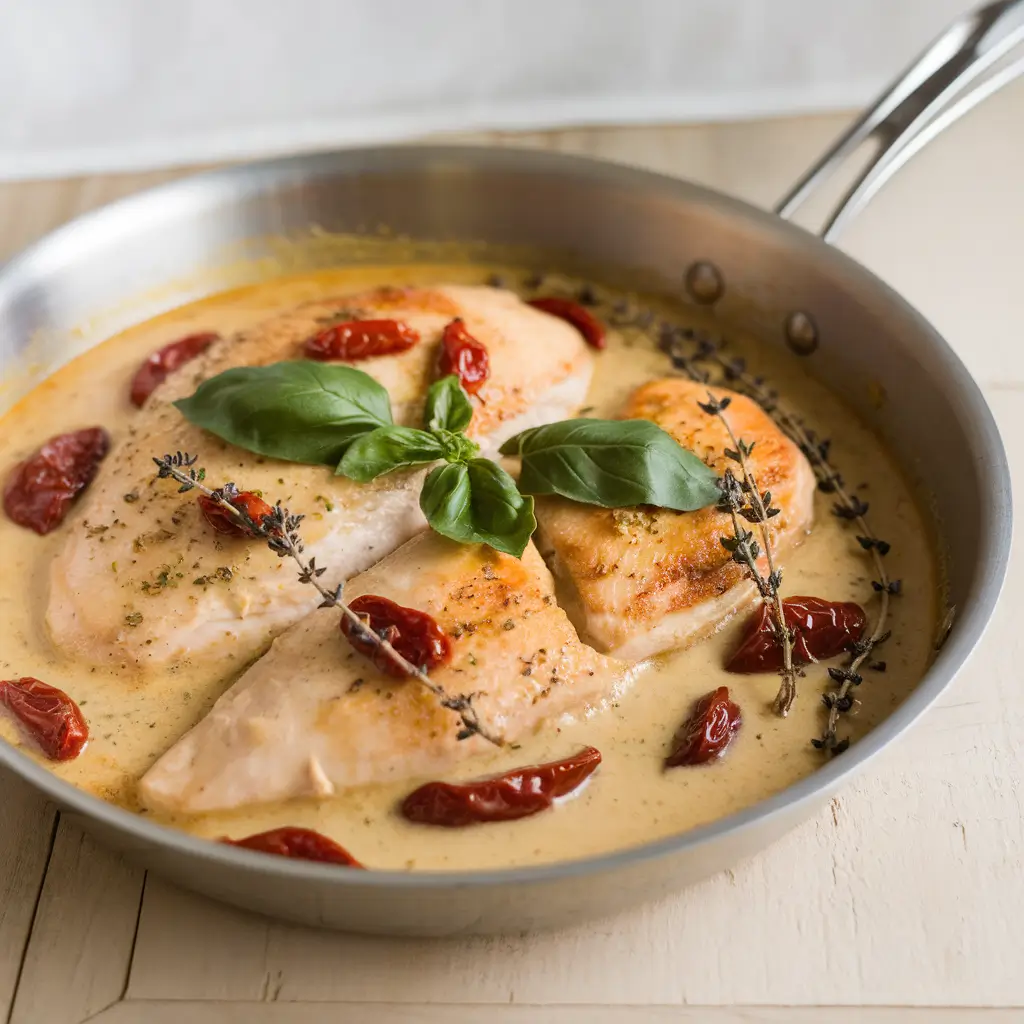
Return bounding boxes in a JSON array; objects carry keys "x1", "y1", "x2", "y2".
[{"x1": 3, "y1": 92, "x2": 1024, "y2": 1023}]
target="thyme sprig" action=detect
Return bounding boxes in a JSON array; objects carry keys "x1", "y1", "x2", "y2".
[
  {"x1": 662, "y1": 329, "x2": 898, "y2": 751},
  {"x1": 518, "y1": 285, "x2": 900, "y2": 747},
  {"x1": 698, "y1": 393, "x2": 798, "y2": 716},
  {"x1": 152, "y1": 452, "x2": 503, "y2": 746}
]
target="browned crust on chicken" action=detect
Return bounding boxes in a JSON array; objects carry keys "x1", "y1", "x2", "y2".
[
  {"x1": 139, "y1": 538, "x2": 625, "y2": 812},
  {"x1": 533, "y1": 379, "x2": 815, "y2": 659}
]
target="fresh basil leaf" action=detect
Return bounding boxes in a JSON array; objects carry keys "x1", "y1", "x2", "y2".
[
  {"x1": 419, "y1": 458, "x2": 536, "y2": 558},
  {"x1": 336, "y1": 426, "x2": 444, "y2": 482},
  {"x1": 435, "y1": 429, "x2": 480, "y2": 465},
  {"x1": 424, "y1": 375, "x2": 473, "y2": 434},
  {"x1": 174, "y1": 361, "x2": 394, "y2": 466},
  {"x1": 499, "y1": 418, "x2": 720, "y2": 511}
]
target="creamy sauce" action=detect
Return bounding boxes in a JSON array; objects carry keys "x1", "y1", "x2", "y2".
[{"x1": 0, "y1": 264, "x2": 937, "y2": 871}]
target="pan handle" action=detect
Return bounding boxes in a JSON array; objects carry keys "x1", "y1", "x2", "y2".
[{"x1": 775, "y1": 0, "x2": 1024, "y2": 242}]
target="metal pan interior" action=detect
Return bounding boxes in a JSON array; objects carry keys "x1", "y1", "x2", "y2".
[{"x1": 0, "y1": 147, "x2": 1010, "y2": 934}]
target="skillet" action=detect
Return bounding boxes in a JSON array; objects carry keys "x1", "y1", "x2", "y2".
[{"x1": 0, "y1": 2, "x2": 1017, "y2": 933}]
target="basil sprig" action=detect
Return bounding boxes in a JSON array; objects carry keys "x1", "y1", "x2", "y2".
[
  {"x1": 337, "y1": 426, "x2": 446, "y2": 483},
  {"x1": 420, "y1": 460, "x2": 535, "y2": 556},
  {"x1": 332, "y1": 375, "x2": 534, "y2": 554},
  {"x1": 174, "y1": 362, "x2": 392, "y2": 467},
  {"x1": 175, "y1": 362, "x2": 719, "y2": 560},
  {"x1": 424, "y1": 374, "x2": 473, "y2": 434},
  {"x1": 176, "y1": 362, "x2": 532, "y2": 555},
  {"x1": 499, "y1": 418, "x2": 720, "y2": 511},
  {"x1": 338, "y1": 375, "x2": 480, "y2": 482}
]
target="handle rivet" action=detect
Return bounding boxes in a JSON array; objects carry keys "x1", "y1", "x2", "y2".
[
  {"x1": 685, "y1": 261, "x2": 724, "y2": 305},
  {"x1": 785, "y1": 311, "x2": 819, "y2": 355}
]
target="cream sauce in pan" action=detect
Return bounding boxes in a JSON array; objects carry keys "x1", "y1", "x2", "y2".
[{"x1": 0, "y1": 265, "x2": 937, "y2": 870}]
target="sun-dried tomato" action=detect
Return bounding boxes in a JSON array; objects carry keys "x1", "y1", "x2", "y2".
[
  {"x1": 130, "y1": 332, "x2": 219, "y2": 407},
  {"x1": 665, "y1": 687, "x2": 741, "y2": 767},
  {"x1": 527, "y1": 297, "x2": 606, "y2": 350},
  {"x1": 197, "y1": 491, "x2": 274, "y2": 537},
  {"x1": 304, "y1": 319, "x2": 420, "y2": 361},
  {"x1": 726, "y1": 596, "x2": 867, "y2": 673},
  {"x1": 341, "y1": 595, "x2": 452, "y2": 677},
  {"x1": 0, "y1": 677, "x2": 89, "y2": 761},
  {"x1": 3, "y1": 427, "x2": 110, "y2": 535},
  {"x1": 401, "y1": 746, "x2": 602, "y2": 827},
  {"x1": 437, "y1": 318, "x2": 490, "y2": 395},
  {"x1": 223, "y1": 827, "x2": 363, "y2": 867}
]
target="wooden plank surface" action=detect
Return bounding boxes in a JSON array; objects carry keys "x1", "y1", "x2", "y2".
[
  {"x1": 7, "y1": 819, "x2": 145, "y2": 1024},
  {"x1": 0, "y1": 771, "x2": 56, "y2": 1021},
  {"x1": 89, "y1": 1003, "x2": 1024, "y2": 1024},
  {"x1": 1, "y1": 81, "x2": 1023, "y2": 1021}
]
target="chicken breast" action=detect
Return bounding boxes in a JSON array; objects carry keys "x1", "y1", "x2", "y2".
[
  {"x1": 139, "y1": 535, "x2": 628, "y2": 813},
  {"x1": 47, "y1": 285, "x2": 593, "y2": 671},
  {"x1": 532, "y1": 379, "x2": 815, "y2": 662}
]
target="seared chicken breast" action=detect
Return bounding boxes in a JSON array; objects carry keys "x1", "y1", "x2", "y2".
[
  {"x1": 532, "y1": 379, "x2": 815, "y2": 661},
  {"x1": 139, "y1": 535, "x2": 628, "y2": 813},
  {"x1": 47, "y1": 286, "x2": 593, "y2": 671}
]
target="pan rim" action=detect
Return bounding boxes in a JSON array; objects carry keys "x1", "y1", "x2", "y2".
[{"x1": 0, "y1": 144, "x2": 1012, "y2": 893}]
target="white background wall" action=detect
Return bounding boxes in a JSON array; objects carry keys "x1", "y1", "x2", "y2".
[{"x1": 0, "y1": 0, "x2": 968, "y2": 179}]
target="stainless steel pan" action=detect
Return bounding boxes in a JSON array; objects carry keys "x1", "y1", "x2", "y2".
[{"x1": 0, "y1": 3, "x2": 1018, "y2": 935}]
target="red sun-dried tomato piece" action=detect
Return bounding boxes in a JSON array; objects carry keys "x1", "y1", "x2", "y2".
[
  {"x1": 304, "y1": 319, "x2": 420, "y2": 361},
  {"x1": 197, "y1": 491, "x2": 274, "y2": 537},
  {"x1": 665, "y1": 687, "x2": 741, "y2": 767},
  {"x1": 130, "y1": 332, "x2": 219, "y2": 407},
  {"x1": 437, "y1": 318, "x2": 490, "y2": 395},
  {"x1": 3, "y1": 427, "x2": 110, "y2": 535},
  {"x1": 726, "y1": 596, "x2": 867, "y2": 674},
  {"x1": 527, "y1": 297, "x2": 606, "y2": 350},
  {"x1": 401, "y1": 746, "x2": 602, "y2": 827},
  {"x1": 341, "y1": 595, "x2": 452, "y2": 678},
  {"x1": 223, "y1": 827, "x2": 363, "y2": 867},
  {"x1": 0, "y1": 677, "x2": 89, "y2": 761}
]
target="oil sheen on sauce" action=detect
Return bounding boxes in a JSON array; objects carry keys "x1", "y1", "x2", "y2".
[{"x1": 0, "y1": 265, "x2": 938, "y2": 871}]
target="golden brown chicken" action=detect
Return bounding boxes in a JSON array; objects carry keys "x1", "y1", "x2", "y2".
[
  {"x1": 47, "y1": 285, "x2": 593, "y2": 672},
  {"x1": 139, "y1": 534, "x2": 628, "y2": 813},
  {"x1": 531, "y1": 379, "x2": 815, "y2": 661}
]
